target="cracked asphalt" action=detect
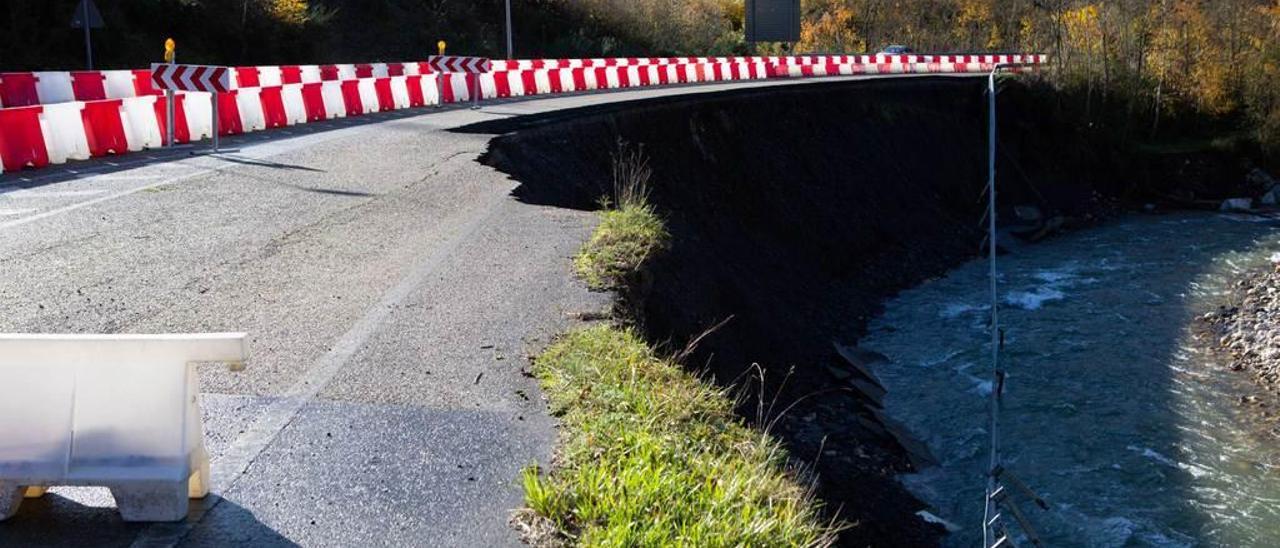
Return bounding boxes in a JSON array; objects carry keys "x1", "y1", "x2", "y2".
[{"x1": 0, "y1": 75, "x2": 906, "y2": 547}]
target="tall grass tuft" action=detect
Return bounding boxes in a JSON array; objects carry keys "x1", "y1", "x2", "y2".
[
  {"x1": 520, "y1": 326, "x2": 841, "y2": 547},
  {"x1": 574, "y1": 142, "x2": 669, "y2": 290}
]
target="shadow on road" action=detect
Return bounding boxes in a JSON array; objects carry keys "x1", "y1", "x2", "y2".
[{"x1": 0, "y1": 490, "x2": 296, "y2": 547}]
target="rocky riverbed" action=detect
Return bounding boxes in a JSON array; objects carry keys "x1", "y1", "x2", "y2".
[{"x1": 1198, "y1": 255, "x2": 1280, "y2": 421}]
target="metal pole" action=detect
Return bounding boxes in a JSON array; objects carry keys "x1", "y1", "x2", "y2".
[
  {"x1": 982, "y1": 66, "x2": 1000, "y2": 548},
  {"x1": 212, "y1": 94, "x2": 220, "y2": 153},
  {"x1": 83, "y1": 2, "x2": 93, "y2": 70},
  {"x1": 505, "y1": 0, "x2": 514, "y2": 60},
  {"x1": 166, "y1": 57, "x2": 175, "y2": 148},
  {"x1": 471, "y1": 73, "x2": 480, "y2": 110}
]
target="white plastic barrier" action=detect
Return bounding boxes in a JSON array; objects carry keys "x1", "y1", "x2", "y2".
[
  {"x1": 299, "y1": 65, "x2": 322, "y2": 84},
  {"x1": 389, "y1": 77, "x2": 411, "y2": 109},
  {"x1": 281, "y1": 84, "x2": 307, "y2": 125},
  {"x1": 235, "y1": 87, "x2": 266, "y2": 132},
  {"x1": 371, "y1": 63, "x2": 389, "y2": 78},
  {"x1": 532, "y1": 71, "x2": 553, "y2": 95},
  {"x1": 103, "y1": 70, "x2": 138, "y2": 100},
  {"x1": 319, "y1": 81, "x2": 346, "y2": 119},
  {"x1": 183, "y1": 91, "x2": 215, "y2": 140},
  {"x1": 39, "y1": 102, "x2": 92, "y2": 164},
  {"x1": 478, "y1": 73, "x2": 498, "y2": 100},
  {"x1": 507, "y1": 73, "x2": 527, "y2": 97},
  {"x1": 0, "y1": 333, "x2": 248, "y2": 522},
  {"x1": 32, "y1": 71, "x2": 76, "y2": 105},
  {"x1": 444, "y1": 74, "x2": 471, "y2": 101},
  {"x1": 257, "y1": 66, "x2": 283, "y2": 88},
  {"x1": 121, "y1": 96, "x2": 163, "y2": 150},
  {"x1": 421, "y1": 74, "x2": 441, "y2": 106},
  {"x1": 335, "y1": 64, "x2": 357, "y2": 81},
  {"x1": 356, "y1": 79, "x2": 379, "y2": 113}
]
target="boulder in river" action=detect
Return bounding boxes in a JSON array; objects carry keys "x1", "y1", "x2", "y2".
[
  {"x1": 833, "y1": 342, "x2": 888, "y2": 390},
  {"x1": 1220, "y1": 198, "x2": 1254, "y2": 211}
]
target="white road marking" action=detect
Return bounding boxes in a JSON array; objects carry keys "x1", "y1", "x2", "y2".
[
  {"x1": 2, "y1": 189, "x2": 109, "y2": 198},
  {"x1": 0, "y1": 171, "x2": 213, "y2": 230}
]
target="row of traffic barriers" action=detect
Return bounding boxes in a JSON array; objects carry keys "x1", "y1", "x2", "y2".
[
  {"x1": 0, "y1": 54, "x2": 1047, "y2": 174},
  {"x1": 0, "y1": 54, "x2": 1047, "y2": 108},
  {"x1": 0, "y1": 62, "x2": 439, "y2": 109}
]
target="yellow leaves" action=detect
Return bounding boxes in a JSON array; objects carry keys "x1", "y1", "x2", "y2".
[
  {"x1": 987, "y1": 25, "x2": 1002, "y2": 50},
  {"x1": 267, "y1": 0, "x2": 309, "y2": 26},
  {"x1": 1060, "y1": 3, "x2": 1103, "y2": 57},
  {"x1": 956, "y1": 0, "x2": 992, "y2": 26},
  {"x1": 797, "y1": 0, "x2": 864, "y2": 53}
]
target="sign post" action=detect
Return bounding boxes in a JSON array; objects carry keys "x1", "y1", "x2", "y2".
[
  {"x1": 434, "y1": 41, "x2": 447, "y2": 109},
  {"x1": 163, "y1": 39, "x2": 176, "y2": 148},
  {"x1": 504, "y1": 0, "x2": 514, "y2": 60},
  {"x1": 70, "y1": 0, "x2": 105, "y2": 70},
  {"x1": 151, "y1": 63, "x2": 233, "y2": 154}
]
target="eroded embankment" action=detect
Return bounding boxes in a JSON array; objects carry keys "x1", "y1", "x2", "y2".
[{"x1": 464, "y1": 77, "x2": 1143, "y2": 545}]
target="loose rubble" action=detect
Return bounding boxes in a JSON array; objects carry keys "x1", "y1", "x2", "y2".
[{"x1": 1200, "y1": 260, "x2": 1280, "y2": 390}]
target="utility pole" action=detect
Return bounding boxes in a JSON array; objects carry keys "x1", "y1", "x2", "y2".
[{"x1": 504, "y1": 0, "x2": 513, "y2": 60}]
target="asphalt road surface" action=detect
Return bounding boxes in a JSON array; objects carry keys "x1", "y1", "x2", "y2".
[{"x1": 0, "y1": 75, "x2": 949, "y2": 547}]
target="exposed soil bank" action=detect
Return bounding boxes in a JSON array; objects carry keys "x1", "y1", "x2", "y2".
[{"x1": 462, "y1": 77, "x2": 1252, "y2": 545}]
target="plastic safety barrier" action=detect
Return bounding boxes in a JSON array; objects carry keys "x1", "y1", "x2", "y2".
[
  {"x1": 0, "y1": 333, "x2": 248, "y2": 522},
  {"x1": 0, "y1": 55, "x2": 1046, "y2": 174},
  {"x1": 0, "y1": 106, "x2": 48, "y2": 171}
]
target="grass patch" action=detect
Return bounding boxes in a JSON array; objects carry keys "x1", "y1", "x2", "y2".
[
  {"x1": 523, "y1": 143, "x2": 836, "y2": 546},
  {"x1": 521, "y1": 326, "x2": 839, "y2": 547},
  {"x1": 574, "y1": 204, "x2": 668, "y2": 290},
  {"x1": 573, "y1": 142, "x2": 669, "y2": 290}
]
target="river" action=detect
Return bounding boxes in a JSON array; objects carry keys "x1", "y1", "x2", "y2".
[{"x1": 862, "y1": 212, "x2": 1280, "y2": 546}]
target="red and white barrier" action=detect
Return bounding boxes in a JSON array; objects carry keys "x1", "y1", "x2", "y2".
[{"x1": 1, "y1": 54, "x2": 1045, "y2": 174}]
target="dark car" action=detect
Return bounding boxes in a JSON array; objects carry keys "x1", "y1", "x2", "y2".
[{"x1": 879, "y1": 45, "x2": 914, "y2": 54}]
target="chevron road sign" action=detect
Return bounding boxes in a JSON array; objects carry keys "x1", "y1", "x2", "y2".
[
  {"x1": 427, "y1": 55, "x2": 492, "y2": 74},
  {"x1": 428, "y1": 56, "x2": 491, "y2": 110},
  {"x1": 150, "y1": 64, "x2": 233, "y2": 93},
  {"x1": 151, "y1": 63, "x2": 232, "y2": 152}
]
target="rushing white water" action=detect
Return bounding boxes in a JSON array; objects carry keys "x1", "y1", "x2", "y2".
[{"x1": 862, "y1": 212, "x2": 1280, "y2": 547}]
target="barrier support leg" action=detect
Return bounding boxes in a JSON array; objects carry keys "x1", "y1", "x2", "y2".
[
  {"x1": 110, "y1": 480, "x2": 190, "y2": 522},
  {"x1": 23, "y1": 486, "x2": 47, "y2": 498},
  {"x1": 0, "y1": 482, "x2": 23, "y2": 520},
  {"x1": 188, "y1": 446, "x2": 211, "y2": 499}
]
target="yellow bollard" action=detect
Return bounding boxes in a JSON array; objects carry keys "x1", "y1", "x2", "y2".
[{"x1": 437, "y1": 40, "x2": 447, "y2": 56}]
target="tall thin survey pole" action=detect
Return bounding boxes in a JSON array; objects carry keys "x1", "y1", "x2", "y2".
[
  {"x1": 981, "y1": 62, "x2": 1048, "y2": 548},
  {"x1": 982, "y1": 66, "x2": 1000, "y2": 548}
]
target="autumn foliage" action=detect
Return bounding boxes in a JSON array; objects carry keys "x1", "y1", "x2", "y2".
[{"x1": 793, "y1": 0, "x2": 1280, "y2": 151}]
